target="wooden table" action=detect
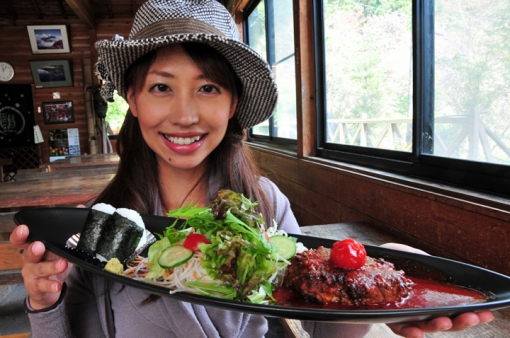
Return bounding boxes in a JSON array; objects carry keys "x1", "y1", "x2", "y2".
[
  {"x1": 0, "y1": 158, "x2": 13, "y2": 182},
  {"x1": 0, "y1": 173, "x2": 114, "y2": 209},
  {"x1": 282, "y1": 223, "x2": 510, "y2": 338},
  {"x1": 44, "y1": 153, "x2": 119, "y2": 170}
]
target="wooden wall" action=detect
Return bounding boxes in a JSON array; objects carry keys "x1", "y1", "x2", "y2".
[
  {"x1": 251, "y1": 146, "x2": 510, "y2": 276},
  {"x1": 0, "y1": 18, "x2": 132, "y2": 164},
  {"x1": 2, "y1": 14, "x2": 510, "y2": 278}
]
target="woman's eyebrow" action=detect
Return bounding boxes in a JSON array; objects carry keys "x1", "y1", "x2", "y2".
[
  {"x1": 149, "y1": 69, "x2": 175, "y2": 78},
  {"x1": 148, "y1": 70, "x2": 207, "y2": 81}
]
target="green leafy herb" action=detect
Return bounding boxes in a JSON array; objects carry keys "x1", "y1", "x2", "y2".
[{"x1": 146, "y1": 189, "x2": 293, "y2": 303}]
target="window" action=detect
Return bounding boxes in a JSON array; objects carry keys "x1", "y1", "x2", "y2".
[
  {"x1": 105, "y1": 91, "x2": 128, "y2": 136},
  {"x1": 317, "y1": 0, "x2": 510, "y2": 196},
  {"x1": 245, "y1": 0, "x2": 298, "y2": 141}
]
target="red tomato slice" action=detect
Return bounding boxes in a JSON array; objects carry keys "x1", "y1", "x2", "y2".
[
  {"x1": 264, "y1": 231, "x2": 270, "y2": 242},
  {"x1": 330, "y1": 238, "x2": 367, "y2": 269},
  {"x1": 183, "y1": 233, "x2": 210, "y2": 251}
]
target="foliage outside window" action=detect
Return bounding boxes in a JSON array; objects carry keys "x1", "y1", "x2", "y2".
[
  {"x1": 432, "y1": 0, "x2": 510, "y2": 165},
  {"x1": 246, "y1": 0, "x2": 298, "y2": 140},
  {"x1": 317, "y1": 0, "x2": 510, "y2": 196},
  {"x1": 105, "y1": 91, "x2": 128, "y2": 135},
  {"x1": 323, "y1": 1, "x2": 413, "y2": 152}
]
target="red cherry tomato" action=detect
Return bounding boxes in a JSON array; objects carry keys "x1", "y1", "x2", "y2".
[
  {"x1": 330, "y1": 238, "x2": 366, "y2": 269},
  {"x1": 183, "y1": 233, "x2": 210, "y2": 251}
]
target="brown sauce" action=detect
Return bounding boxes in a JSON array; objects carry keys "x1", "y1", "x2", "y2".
[{"x1": 273, "y1": 277, "x2": 488, "y2": 310}]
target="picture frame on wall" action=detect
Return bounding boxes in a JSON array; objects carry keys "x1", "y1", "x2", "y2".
[
  {"x1": 42, "y1": 101, "x2": 74, "y2": 124},
  {"x1": 26, "y1": 25, "x2": 70, "y2": 54},
  {"x1": 29, "y1": 60, "x2": 73, "y2": 88}
]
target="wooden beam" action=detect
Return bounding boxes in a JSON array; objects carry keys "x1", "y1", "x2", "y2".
[
  {"x1": 65, "y1": 0, "x2": 96, "y2": 29},
  {"x1": 0, "y1": 16, "x2": 15, "y2": 26},
  {"x1": 106, "y1": 0, "x2": 114, "y2": 18},
  {"x1": 232, "y1": 0, "x2": 251, "y2": 13},
  {"x1": 56, "y1": 0, "x2": 68, "y2": 19},
  {"x1": 131, "y1": 0, "x2": 137, "y2": 16},
  {"x1": 30, "y1": 0, "x2": 43, "y2": 19},
  {"x1": 294, "y1": 0, "x2": 316, "y2": 157}
]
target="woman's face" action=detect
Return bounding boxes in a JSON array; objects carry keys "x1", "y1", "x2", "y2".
[{"x1": 127, "y1": 44, "x2": 237, "y2": 172}]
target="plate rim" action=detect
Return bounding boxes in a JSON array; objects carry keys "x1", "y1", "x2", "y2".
[{"x1": 13, "y1": 207, "x2": 510, "y2": 323}]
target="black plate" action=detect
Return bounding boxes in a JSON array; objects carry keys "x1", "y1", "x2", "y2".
[{"x1": 14, "y1": 207, "x2": 510, "y2": 323}]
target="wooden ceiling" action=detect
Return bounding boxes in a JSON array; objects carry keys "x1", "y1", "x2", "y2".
[{"x1": 0, "y1": 0, "x2": 245, "y2": 28}]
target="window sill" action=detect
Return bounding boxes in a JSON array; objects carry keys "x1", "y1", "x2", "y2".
[{"x1": 248, "y1": 142, "x2": 510, "y2": 219}]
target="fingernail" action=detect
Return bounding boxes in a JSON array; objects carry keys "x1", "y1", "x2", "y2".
[{"x1": 51, "y1": 283, "x2": 59, "y2": 292}]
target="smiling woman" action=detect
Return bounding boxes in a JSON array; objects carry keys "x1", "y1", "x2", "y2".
[
  {"x1": 125, "y1": 44, "x2": 237, "y2": 175},
  {"x1": 8, "y1": 0, "x2": 494, "y2": 337}
]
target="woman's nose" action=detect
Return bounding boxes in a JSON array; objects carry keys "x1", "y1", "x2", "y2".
[{"x1": 169, "y1": 94, "x2": 199, "y2": 126}]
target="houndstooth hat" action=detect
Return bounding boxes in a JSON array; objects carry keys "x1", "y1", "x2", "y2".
[{"x1": 95, "y1": 0, "x2": 277, "y2": 129}]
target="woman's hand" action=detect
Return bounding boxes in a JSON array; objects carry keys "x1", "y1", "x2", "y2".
[
  {"x1": 387, "y1": 311, "x2": 494, "y2": 338},
  {"x1": 9, "y1": 204, "x2": 86, "y2": 310},
  {"x1": 381, "y1": 242, "x2": 494, "y2": 337},
  {"x1": 10, "y1": 224, "x2": 73, "y2": 310}
]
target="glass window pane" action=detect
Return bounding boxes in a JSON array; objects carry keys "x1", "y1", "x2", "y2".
[
  {"x1": 248, "y1": 1, "x2": 269, "y2": 136},
  {"x1": 433, "y1": 0, "x2": 510, "y2": 165},
  {"x1": 323, "y1": 1, "x2": 412, "y2": 151},
  {"x1": 272, "y1": 0, "x2": 297, "y2": 139},
  {"x1": 247, "y1": 1, "x2": 267, "y2": 60},
  {"x1": 273, "y1": 0, "x2": 295, "y2": 62},
  {"x1": 273, "y1": 55, "x2": 297, "y2": 139}
]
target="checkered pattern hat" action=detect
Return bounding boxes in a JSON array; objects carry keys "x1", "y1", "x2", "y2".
[{"x1": 95, "y1": 0, "x2": 277, "y2": 129}]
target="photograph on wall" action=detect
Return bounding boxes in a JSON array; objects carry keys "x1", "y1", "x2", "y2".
[
  {"x1": 29, "y1": 60, "x2": 73, "y2": 88},
  {"x1": 27, "y1": 25, "x2": 70, "y2": 54},
  {"x1": 42, "y1": 101, "x2": 74, "y2": 124},
  {"x1": 0, "y1": 84, "x2": 35, "y2": 147},
  {"x1": 48, "y1": 128, "x2": 80, "y2": 160}
]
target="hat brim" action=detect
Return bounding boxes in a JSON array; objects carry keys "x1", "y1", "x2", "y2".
[{"x1": 95, "y1": 34, "x2": 277, "y2": 129}]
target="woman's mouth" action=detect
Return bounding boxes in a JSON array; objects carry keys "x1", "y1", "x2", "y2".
[
  {"x1": 164, "y1": 134, "x2": 203, "y2": 145},
  {"x1": 162, "y1": 134, "x2": 206, "y2": 155}
]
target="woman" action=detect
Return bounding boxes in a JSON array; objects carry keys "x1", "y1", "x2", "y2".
[{"x1": 11, "y1": 0, "x2": 493, "y2": 337}]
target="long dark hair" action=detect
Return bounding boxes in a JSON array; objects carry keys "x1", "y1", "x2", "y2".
[{"x1": 94, "y1": 43, "x2": 273, "y2": 223}]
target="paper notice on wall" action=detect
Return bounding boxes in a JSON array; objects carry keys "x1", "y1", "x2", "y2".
[
  {"x1": 67, "y1": 128, "x2": 81, "y2": 156},
  {"x1": 33, "y1": 125, "x2": 44, "y2": 144}
]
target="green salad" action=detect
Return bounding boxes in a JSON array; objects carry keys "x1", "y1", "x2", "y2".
[{"x1": 143, "y1": 189, "x2": 299, "y2": 304}]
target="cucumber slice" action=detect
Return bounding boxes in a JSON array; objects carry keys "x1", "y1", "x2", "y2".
[
  {"x1": 269, "y1": 235, "x2": 297, "y2": 260},
  {"x1": 158, "y1": 245, "x2": 193, "y2": 268}
]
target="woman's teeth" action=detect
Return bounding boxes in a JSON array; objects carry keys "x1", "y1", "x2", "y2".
[{"x1": 165, "y1": 135, "x2": 202, "y2": 145}]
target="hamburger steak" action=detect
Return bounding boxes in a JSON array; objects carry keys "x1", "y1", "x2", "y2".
[{"x1": 283, "y1": 246, "x2": 414, "y2": 306}]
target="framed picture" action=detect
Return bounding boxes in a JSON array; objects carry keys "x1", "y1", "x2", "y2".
[
  {"x1": 26, "y1": 25, "x2": 70, "y2": 54},
  {"x1": 42, "y1": 101, "x2": 74, "y2": 124},
  {"x1": 29, "y1": 60, "x2": 73, "y2": 88}
]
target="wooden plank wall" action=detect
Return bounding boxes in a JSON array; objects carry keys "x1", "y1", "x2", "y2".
[
  {"x1": 0, "y1": 19, "x2": 132, "y2": 164},
  {"x1": 251, "y1": 146, "x2": 510, "y2": 277}
]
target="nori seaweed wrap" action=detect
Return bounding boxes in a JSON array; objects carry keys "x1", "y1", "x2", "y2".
[
  {"x1": 95, "y1": 208, "x2": 144, "y2": 263},
  {"x1": 77, "y1": 203, "x2": 116, "y2": 255}
]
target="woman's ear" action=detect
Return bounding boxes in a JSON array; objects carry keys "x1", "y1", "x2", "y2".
[
  {"x1": 229, "y1": 98, "x2": 238, "y2": 119},
  {"x1": 127, "y1": 89, "x2": 138, "y2": 117}
]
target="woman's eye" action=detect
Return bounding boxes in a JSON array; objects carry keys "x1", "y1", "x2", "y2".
[
  {"x1": 151, "y1": 84, "x2": 170, "y2": 93},
  {"x1": 200, "y1": 85, "x2": 220, "y2": 94}
]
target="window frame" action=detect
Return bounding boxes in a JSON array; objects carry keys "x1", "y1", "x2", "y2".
[
  {"x1": 243, "y1": 0, "x2": 298, "y2": 145},
  {"x1": 243, "y1": 0, "x2": 510, "y2": 198},
  {"x1": 314, "y1": 0, "x2": 510, "y2": 198}
]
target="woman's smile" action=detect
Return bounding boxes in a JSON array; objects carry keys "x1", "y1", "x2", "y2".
[
  {"x1": 162, "y1": 133, "x2": 207, "y2": 155},
  {"x1": 127, "y1": 44, "x2": 237, "y2": 170}
]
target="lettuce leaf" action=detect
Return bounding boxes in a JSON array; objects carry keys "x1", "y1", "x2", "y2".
[{"x1": 146, "y1": 189, "x2": 291, "y2": 303}]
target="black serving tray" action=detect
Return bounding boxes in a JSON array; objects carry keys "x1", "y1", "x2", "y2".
[{"x1": 14, "y1": 207, "x2": 510, "y2": 324}]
